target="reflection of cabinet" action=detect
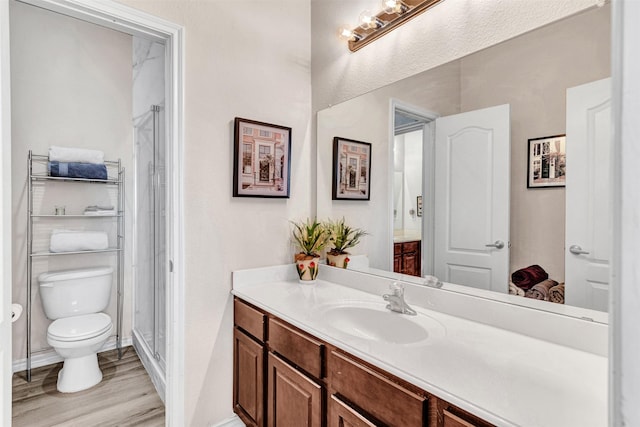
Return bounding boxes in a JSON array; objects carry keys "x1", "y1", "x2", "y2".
[
  {"x1": 233, "y1": 297, "x2": 496, "y2": 427},
  {"x1": 394, "y1": 240, "x2": 421, "y2": 277},
  {"x1": 26, "y1": 151, "x2": 124, "y2": 381}
]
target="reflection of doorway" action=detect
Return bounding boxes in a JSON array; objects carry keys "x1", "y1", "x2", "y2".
[{"x1": 391, "y1": 102, "x2": 437, "y2": 277}]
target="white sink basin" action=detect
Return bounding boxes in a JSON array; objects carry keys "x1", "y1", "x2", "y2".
[{"x1": 317, "y1": 301, "x2": 445, "y2": 345}]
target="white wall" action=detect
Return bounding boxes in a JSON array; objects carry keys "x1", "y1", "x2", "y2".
[
  {"x1": 402, "y1": 130, "x2": 423, "y2": 233},
  {"x1": 9, "y1": 2, "x2": 134, "y2": 361},
  {"x1": 117, "y1": 1, "x2": 313, "y2": 425}
]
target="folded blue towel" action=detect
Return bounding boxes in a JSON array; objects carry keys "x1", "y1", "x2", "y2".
[{"x1": 48, "y1": 161, "x2": 108, "y2": 180}]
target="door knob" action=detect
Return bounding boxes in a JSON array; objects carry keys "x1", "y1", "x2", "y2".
[
  {"x1": 485, "y1": 240, "x2": 505, "y2": 250},
  {"x1": 569, "y1": 244, "x2": 590, "y2": 255}
]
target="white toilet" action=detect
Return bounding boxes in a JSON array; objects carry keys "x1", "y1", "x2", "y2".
[{"x1": 38, "y1": 266, "x2": 114, "y2": 393}]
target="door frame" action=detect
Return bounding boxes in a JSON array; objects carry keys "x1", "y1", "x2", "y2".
[
  {"x1": 0, "y1": 1, "x2": 13, "y2": 425},
  {"x1": 0, "y1": 0, "x2": 185, "y2": 424},
  {"x1": 611, "y1": 1, "x2": 640, "y2": 426},
  {"x1": 389, "y1": 99, "x2": 438, "y2": 276}
]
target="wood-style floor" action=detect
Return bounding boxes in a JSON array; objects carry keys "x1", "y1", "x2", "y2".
[{"x1": 12, "y1": 346, "x2": 165, "y2": 427}]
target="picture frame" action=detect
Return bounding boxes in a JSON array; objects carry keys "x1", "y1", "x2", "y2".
[
  {"x1": 233, "y1": 117, "x2": 291, "y2": 198},
  {"x1": 332, "y1": 137, "x2": 372, "y2": 200},
  {"x1": 527, "y1": 134, "x2": 566, "y2": 188}
]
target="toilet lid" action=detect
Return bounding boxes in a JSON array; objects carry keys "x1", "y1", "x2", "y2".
[{"x1": 48, "y1": 313, "x2": 112, "y2": 342}]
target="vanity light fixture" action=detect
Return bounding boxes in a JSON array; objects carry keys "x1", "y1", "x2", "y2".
[{"x1": 341, "y1": 0, "x2": 444, "y2": 52}]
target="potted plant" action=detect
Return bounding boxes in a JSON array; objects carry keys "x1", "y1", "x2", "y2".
[
  {"x1": 291, "y1": 218, "x2": 328, "y2": 283},
  {"x1": 325, "y1": 217, "x2": 367, "y2": 269}
]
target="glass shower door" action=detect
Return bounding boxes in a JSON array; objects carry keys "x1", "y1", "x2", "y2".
[{"x1": 135, "y1": 104, "x2": 166, "y2": 374}]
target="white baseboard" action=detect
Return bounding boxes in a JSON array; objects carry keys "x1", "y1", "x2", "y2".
[
  {"x1": 210, "y1": 414, "x2": 245, "y2": 427},
  {"x1": 12, "y1": 336, "x2": 133, "y2": 373}
]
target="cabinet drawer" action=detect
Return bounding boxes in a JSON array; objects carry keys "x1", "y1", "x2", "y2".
[
  {"x1": 329, "y1": 350, "x2": 427, "y2": 427},
  {"x1": 394, "y1": 242, "x2": 402, "y2": 255},
  {"x1": 438, "y1": 402, "x2": 494, "y2": 427},
  {"x1": 443, "y1": 410, "x2": 477, "y2": 427},
  {"x1": 402, "y1": 240, "x2": 420, "y2": 253},
  {"x1": 268, "y1": 318, "x2": 324, "y2": 378},
  {"x1": 328, "y1": 394, "x2": 378, "y2": 427},
  {"x1": 235, "y1": 298, "x2": 266, "y2": 342}
]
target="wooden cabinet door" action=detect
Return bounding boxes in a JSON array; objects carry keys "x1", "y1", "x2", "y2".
[
  {"x1": 393, "y1": 253, "x2": 402, "y2": 274},
  {"x1": 267, "y1": 352, "x2": 322, "y2": 427},
  {"x1": 403, "y1": 250, "x2": 420, "y2": 276},
  {"x1": 328, "y1": 394, "x2": 378, "y2": 427},
  {"x1": 234, "y1": 328, "x2": 265, "y2": 427}
]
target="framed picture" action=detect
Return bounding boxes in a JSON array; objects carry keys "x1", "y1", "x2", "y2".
[
  {"x1": 527, "y1": 134, "x2": 566, "y2": 188},
  {"x1": 233, "y1": 117, "x2": 291, "y2": 198},
  {"x1": 332, "y1": 137, "x2": 372, "y2": 200}
]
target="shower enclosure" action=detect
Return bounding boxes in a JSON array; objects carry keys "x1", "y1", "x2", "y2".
[{"x1": 132, "y1": 37, "x2": 167, "y2": 400}]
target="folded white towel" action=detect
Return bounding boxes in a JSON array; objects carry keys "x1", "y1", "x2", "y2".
[
  {"x1": 49, "y1": 229, "x2": 109, "y2": 253},
  {"x1": 84, "y1": 210, "x2": 116, "y2": 216},
  {"x1": 49, "y1": 146, "x2": 105, "y2": 165}
]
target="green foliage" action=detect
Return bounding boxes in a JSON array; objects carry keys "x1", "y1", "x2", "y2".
[
  {"x1": 291, "y1": 218, "x2": 328, "y2": 256},
  {"x1": 325, "y1": 217, "x2": 367, "y2": 255}
]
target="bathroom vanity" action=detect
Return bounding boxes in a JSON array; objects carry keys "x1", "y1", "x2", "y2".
[{"x1": 232, "y1": 264, "x2": 607, "y2": 427}]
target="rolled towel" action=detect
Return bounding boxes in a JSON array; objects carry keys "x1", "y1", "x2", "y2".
[
  {"x1": 49, "y1": 229, "x2": 109, "y2": 253},
  {"x1": 548, "y1": 283, "x2": 565, "y2": 304},
  {"x1": 49, "y1": 146, "x2": 104, "y2": 164},
  {"x1": 511, "y1": 264, "x2": 549, "y2": 291},
  {"x1": 525, "y1": 279, "x2": 558, "y2": 301},
  {"x1": 509, "y1": 282, "x2": 525, "y2": 297},
  {"x1": 48, "y1": 161, "x2": 108, "y2": 180}
]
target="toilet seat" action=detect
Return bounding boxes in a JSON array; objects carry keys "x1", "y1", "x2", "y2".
[{"x1": 48, "y1": 313, "x2": 112, "y2": 342}]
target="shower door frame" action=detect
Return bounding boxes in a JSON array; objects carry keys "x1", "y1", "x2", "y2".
[{"x1": 7, "y1": 0, "x2": 186, "y2": 424}]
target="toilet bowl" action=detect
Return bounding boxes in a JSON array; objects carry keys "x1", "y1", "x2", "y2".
[
  {"x1": 46, "y1": 312, "x2": 113, "y2": 393},
  {"x1": 38, "y1": 267, "x2": 113, "y2": 393}
]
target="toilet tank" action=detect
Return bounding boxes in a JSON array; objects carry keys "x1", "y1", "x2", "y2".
[{"x1": 38, "y1": 267, "x2": 113, "y2": 320}]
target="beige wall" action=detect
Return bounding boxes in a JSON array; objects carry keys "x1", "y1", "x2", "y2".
[
  {"x1": 10, "y1": 2, "x2": 134, "y2": 360},
  {"x1": 118, "y1": 1, "x2": 313, "y2": 425},
  {"x1": 317, "y1": 61, "x2": 460, "y2": 270},
  {"x1": 311, "y1": 0, "x2": 598, "y2": 112},
  {"x1": 460, "y1": 5, "x2": 611, "y2": 282}
]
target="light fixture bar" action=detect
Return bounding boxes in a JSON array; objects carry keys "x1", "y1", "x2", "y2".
[{"x1": 347, "y1": 0, "x2": 445, "y2": 52}]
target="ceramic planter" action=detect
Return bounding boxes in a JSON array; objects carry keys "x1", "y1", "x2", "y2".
[
  {"x1": 326, "y1": 252, "x2": 350, "y2": 269},
  {"x1": 294, "y1": 255, "x2": 321, "y2": 283}
]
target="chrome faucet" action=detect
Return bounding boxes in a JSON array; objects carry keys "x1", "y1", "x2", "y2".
[{"x1": 383, "y1": 282, "x2": 417, "y2": 315}]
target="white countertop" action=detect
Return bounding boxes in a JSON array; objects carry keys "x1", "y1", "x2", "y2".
[
  {"x1": 232, "y1": 266, "x2": 607, "y2": 427},
  {"x1": 393, "y1": 229, "x2": 422, "y2": 243}
]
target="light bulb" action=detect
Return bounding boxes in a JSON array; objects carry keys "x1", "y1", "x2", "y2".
[
  {"x1": 337, "y1": 27, "x2": 362, "y2": 42},
  {"x1": 359, "y1": 10, "x2": 383, "y2": 30},
  {"x1": 382, "y1": 0, "x2": 407, "y2": 14}
]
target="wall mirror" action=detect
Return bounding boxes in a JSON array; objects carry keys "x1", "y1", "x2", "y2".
[{"x1": 317, "y1": 5, "x2": 611, "y2": 320}]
